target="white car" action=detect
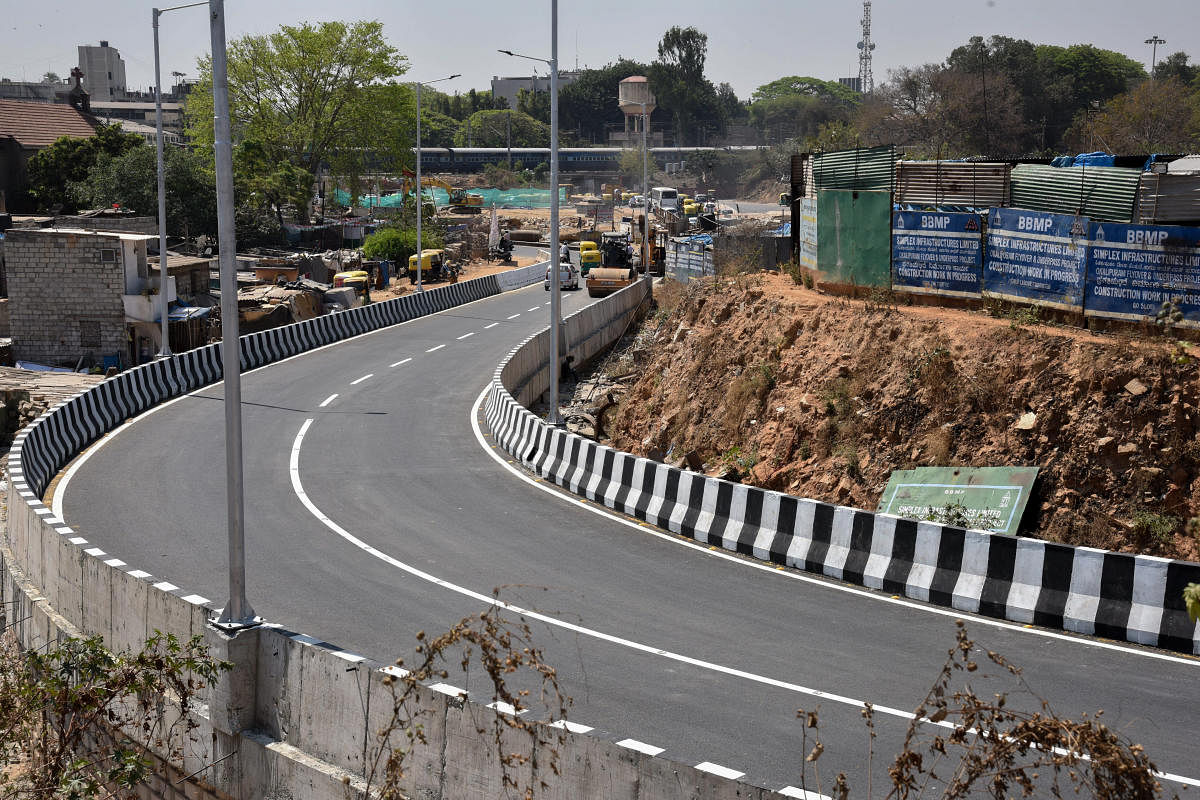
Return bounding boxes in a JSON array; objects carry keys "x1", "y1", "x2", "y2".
[
  {"x1": 544, "y1": 262, "x2": 581, "y2": 290},
  {"x1": 629, "y1": 195, "x2": 645, "y2": 208}
]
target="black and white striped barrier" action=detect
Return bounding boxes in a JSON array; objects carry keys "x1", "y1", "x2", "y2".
[{"x1": 483, "y1": 285, "x2": 1200, "y2": 656}]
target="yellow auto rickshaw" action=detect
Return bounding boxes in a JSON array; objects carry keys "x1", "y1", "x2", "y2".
[{"x1": 407, "y1": 249, "x2": 446, "y2": 282}]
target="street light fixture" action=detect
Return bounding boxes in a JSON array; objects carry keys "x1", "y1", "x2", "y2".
[
  {"x1": 151, "y1": 1, "x2": 206, "y2": 358},
  {"x1": 500, "y1": 0, "x2": 564, "y2": 426},
  {"x1": 413, "y1": 73, "x2": 460, "y2": 291}
]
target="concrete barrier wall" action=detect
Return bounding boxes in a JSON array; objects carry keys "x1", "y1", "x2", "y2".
[
  {"x1": 484, "y1": 286, "x2": 1200, "y2": 656},
  {"x1": 3, "y1": 266, "x2": 787, "y2": 799}
]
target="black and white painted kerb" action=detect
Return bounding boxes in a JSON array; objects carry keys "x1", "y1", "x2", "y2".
[{"x1": 484, "y1": 284, "x2": 1200, "y2": 656}]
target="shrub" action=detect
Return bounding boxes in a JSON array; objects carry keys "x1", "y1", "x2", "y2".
[{"x1": 362, "y1": 226, "x2": 444, "y2": 265}]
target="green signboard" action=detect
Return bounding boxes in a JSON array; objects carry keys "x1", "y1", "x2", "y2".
[{"x1": 878, "y1": 466, "x2": 1039, "y2": 535}]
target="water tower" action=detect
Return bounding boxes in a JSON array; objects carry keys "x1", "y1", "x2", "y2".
[{"x1": 618, "y1": 76, "x2": 656, "y2": 144}]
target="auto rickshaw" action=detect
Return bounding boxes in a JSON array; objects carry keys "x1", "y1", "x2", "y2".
[
  {"x1": 579, "y1": 247, "x2": 601, "y2": 276},
  {"x1": 332, "y1": 270, "x2": 370, "y2": 301},
  {"x1": 407, "y1": 249, "x2": 446, "y2": 282}
]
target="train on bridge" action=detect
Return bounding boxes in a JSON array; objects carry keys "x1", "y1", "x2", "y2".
[{"x1": 417, "y1": 146, "x2": 761, "y2": 174}]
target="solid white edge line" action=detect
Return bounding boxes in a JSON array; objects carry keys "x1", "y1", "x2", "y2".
[
  {"x1": 51, "y1": 279, "x2": 548, "y2": 568},
  {"x1": 425, "y1": 344, "x2": 445, "y2": 353},
  {"x1": 350, "y1": 373, "x2": 374, "y2": 385},
  {"x1": 390, "y1": 357, "x2": 413, "y2": 367},
  {"x1": 468, "y1": 385, "x2": 1200, "y2": 669},
  {"x1": 457, "y1": 332, "x2": 476, "y2": 340},
  {"x1": 319, "y1": 393, "x2": 338, "y2": 408},
  {"x1": 483, "y1": 322, "x2": 500, "y2": 329}
]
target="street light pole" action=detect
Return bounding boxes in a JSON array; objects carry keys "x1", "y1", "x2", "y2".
[
  {"x1": 499, "y1": 0, "x2": 563, "y2": 426},
  {"x1": 1145, "y1": 35, "x2": 1165, "y2": 76},
  {"x1": 151, "y1": 1, "x2": 205, "y2": 359},
  {"x1": 413, "y1": 74, "x2": 459, "y2": 292},
  {"x1": 641, "y1": 101, "x2": 649, "y2": 276},
  {"x1": 209, "y1": 0, "x2": 254, "y2": 627}
]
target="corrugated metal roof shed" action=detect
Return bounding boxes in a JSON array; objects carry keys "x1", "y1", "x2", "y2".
[
  {"x1": 1135, "y1": 173, "x2": 1200, "y2": 225},
  {"x1": 895, "y1": 161, "x2": 1010, "y2": 207},
  {"x1": 1009, "y1": 163, "x2": 1141, "y2": 223},
  {"x1": 813, "y1": 145, "x2": 894, "y2": 192}
]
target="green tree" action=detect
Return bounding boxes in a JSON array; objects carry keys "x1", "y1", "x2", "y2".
[
  {"x1": 24, "y1": 123, "x2": 143, "y2": 212},
  {"x1": 649, "y1": 27, "x2": 727, "y2": 145},
  {"x1": 750, "y1": 75, "x2": 860, "y2": 105},
  {"x1": 361, "y1": 225, "x2": 442, "y2": 266},
  {"x1": 70, "y1": 146, "x2": 218, "y2": 239},
  {"x1": 516, "y1": 87, "x2": 550, "y2": 123},
  {"x1": 1154, "y1": 51, "x2": 1199, "y2": 86},
  {"x1": 455, "y1": 109, "x2": 548, "y2": 147},
  {"x1": 185, "y1": 20, "x2": 407, "y2": 221}
]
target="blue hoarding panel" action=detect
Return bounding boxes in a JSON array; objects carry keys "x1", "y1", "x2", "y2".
[
  {"x1": 891, "y1": 211, "x2": 983, "y2": 297},
  {"x1": 984, "y1": 208, "x2": 1089, "y2": 310},
  {"x1": 1085, "y1": 222, "x2": 1200, "y2": 325}
]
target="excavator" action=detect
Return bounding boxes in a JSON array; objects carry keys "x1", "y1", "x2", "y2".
[{"x1": 398, "y1": 168, "x2": 484, "y2": 214}]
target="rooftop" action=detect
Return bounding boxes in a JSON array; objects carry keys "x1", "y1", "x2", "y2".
[{"x1": 0, "y1": 97, "x2": 99, "y2": 148}]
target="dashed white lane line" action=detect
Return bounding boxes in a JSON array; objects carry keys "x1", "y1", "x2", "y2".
[
  {"x1": 318, "y1": 393, "x2": 338, "y2": 408},
  {"x1": 544, "y1": 301, "x2": 551, "y2": 305},
  {"x1": 507, "y1": 313, "x2": 521, "y2": 319},
  {"x1": 390, "y1": 357, "x2": 412, "y2": 367},
  {"x1": 483, "y1": 322, "x2": 499, "y2": 329},
  {"x1": 547, "y1": 719, "x2": 593, "y2": 734},
  {"x1": 487, "y1": 701, "x2": 526, "y2": 716},
  {"x1": 350, "y1": 373, "x2": 373, "y2": 385},
  {"x1": 695, "y1": 762, "x2": 745, "y2": 780},
  {"x1": 617, "y1": 739, "x2": 665, "y2": 756},
  {"x1": 527, "y1": 306, "x2": 540, "y2": 312},
  {"x1": 779, "y1": 788, "x2": 829, "y2": 799},
  {"x1": 425, "y1": 344, "x2": 445, "y2": 353},
  {"x1": 456, "y1": 332, "x2": 475, "y2": 340}
]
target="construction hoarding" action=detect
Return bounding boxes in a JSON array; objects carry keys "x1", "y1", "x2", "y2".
[
  {"x1": 891, "y1": 211, "x2": 983, "y2": 298},
  {"x1": 816, "y1": 189, "x2": 891, "y2": 287},
  {"x1": 983, "y1": 208, "x2": 1089, "y2": 311},
  {"x1": 1085, "y1": 222, "x2": 1200, "y2": 326},
  {"x1": 879, "y1": 466, "x2": 1039, "y2": 536},
  {"x1": 798, "y1": 197, "x2": 818, "y2": 271}
]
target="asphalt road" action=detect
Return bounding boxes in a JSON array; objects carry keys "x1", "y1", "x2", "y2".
[{"x1": 57, "y1": 273, "x2": 1200, "y2": 794}]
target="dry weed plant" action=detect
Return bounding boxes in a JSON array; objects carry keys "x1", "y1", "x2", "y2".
[
  {"x1": 364, "y1": 592, "x2": 569, "y2": 800},
  {"x1": 792, "y1": 622, "x2": 1171, "y2": 800}
]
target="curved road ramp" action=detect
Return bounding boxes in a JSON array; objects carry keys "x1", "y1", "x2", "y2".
[{"x1": 3, "y1": 269, "x2": 797, "y2": 799}]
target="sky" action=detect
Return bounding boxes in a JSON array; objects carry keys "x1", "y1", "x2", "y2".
[{"x1": 0, "y1": 0, "x2": 1197, "y2": 100}]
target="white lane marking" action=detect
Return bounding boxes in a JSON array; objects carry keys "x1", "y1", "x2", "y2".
[
  {"x1": 456, "y1": 332, "x2": 475, "y2": 340},
  {"x1": 483, "y1": 322, "x2": 499, "y2": 329},
  {"x1": 527, "y1": 306, "x2": 541, "y2": 312},
  {"x1": 468, "y1": 386, "x2": 1200, "y2": 669},
  {"x1": 544, "y1": 301, "x2": 551, "y2": 306},
  {"x1": 350, "y1": 373, "x2": 374, "y2": 386},
  {"x1": 319, "y1": 393, "x2": 338, "y2": 408},
  {"x1": 547, "y1": 719, "x2": 593, "y2": 734},
  {"x1": 425, "y1": 344, "x2": 445, "y2": 353},
  {"x1": 84, "y1": 547, "x2": 105, "y2": 557},
  {"x1": 487, "y1": 701, "x2": 526, "y2": 716},
  {"x1": 390, "y1": 357, "x2": 413, "y2": 367},
  {"x1": 779, "y1": 788, "x2": 829, "y2": 800},
  {"x1": 695, "y1": 762, "x2": 745, "y2": 780},
  {"x1": 617, "y1": 739, "x2": 665, "y2": 756},
  {"x1": 507, "y1": 313, "x2": 521, "y2": 319},
  {"x1": 429, "y1": 683, "x2": 467, "y2": 698}
]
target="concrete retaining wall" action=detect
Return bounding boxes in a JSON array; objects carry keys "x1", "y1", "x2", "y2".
[
  {"x1": 483, "y1": 283, "x2": 1200, "y2": 656},
  {"x1": 3, "y1": 267, "x2": 783, "y2": 799}
]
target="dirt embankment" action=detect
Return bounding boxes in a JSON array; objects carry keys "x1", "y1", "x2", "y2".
[{"x1": 601, "y1": 274, "x2": 1200, "y2": 561}]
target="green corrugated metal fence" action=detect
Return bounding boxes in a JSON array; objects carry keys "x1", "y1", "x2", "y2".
[
  {"x1": 816, "y1": 189, "x2": 892, "y2": 287},
  {"x1": 1009, "y1": 164, "x2": 1142, "y2": 223},
  {"x1": 813, "y1": 145, "x2": 895, "y2": 192}
]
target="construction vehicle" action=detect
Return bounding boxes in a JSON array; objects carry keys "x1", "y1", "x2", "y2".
[
  {"x1": 397, "y1": 169, "x2": 484, "y2": 214},
  {"x1": 600, "y1": 232, "x2": 632, "y2": 268},
  {"x1": 585, "y1": 267, "x2": 637, "y2": 297}
]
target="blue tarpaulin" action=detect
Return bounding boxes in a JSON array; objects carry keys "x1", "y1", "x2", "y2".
[
  {"x1": 1050, "y1": 152, "x2": 1116, "y2": 168},
  {"x1": 168, "y1": 304, "x2": 212, "y2": 322}
]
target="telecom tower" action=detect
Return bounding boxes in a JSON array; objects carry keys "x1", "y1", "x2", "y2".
[{"x1": 857, "y1": 1, "x2": 876, "y2": 94}]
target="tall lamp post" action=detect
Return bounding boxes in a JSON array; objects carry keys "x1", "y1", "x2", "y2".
[
  {"x1": 414, "y1": 74, "x2": 460, "y2": 291},
  {"x1": 501, "y1": 0, "x2": 563, "y2": 425},
  {"x1": 639, "y1": 101, "x2": 649, "y2": 275},
  {"x1": 151, "y1": 1, "x2": 206, "y2": 358},
  {"x1": 1145, "y1": 35, "x2": 1165, "y2": 76},
  {"x1": 208, "y1": 0, "x2": 255, "y2": 627}
]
